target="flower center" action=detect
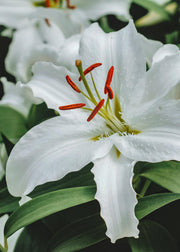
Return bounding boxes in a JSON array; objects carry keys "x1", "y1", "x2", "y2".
[
  {"x1": 59, "y1": 60, "x2": 140, "y2": 136},
  {"x1": 33, "y1": 0, "x2": 76, "y2": 9}
]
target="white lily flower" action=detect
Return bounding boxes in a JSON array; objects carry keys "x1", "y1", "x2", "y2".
[
  {"x1": 0, "y1": 0, "x2": 131, "y2": 34},
  {"x1": 0, "y1": 0, "x2": 89, "y2": 31},
  {"x1": 6, "y1": 21, "x2": 180, "y2": 242},
  {"x1": 0, "y1": 77, "x2": 38, "y2": 118},
  {"x1": 0, "y1": 215, "x2": 22, "y2": 252}
]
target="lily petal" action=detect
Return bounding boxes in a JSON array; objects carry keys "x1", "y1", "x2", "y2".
[
  {"x1": 113, "y1": 132, "x2": 180, "y2": 163},
  {"x1": 92, "y1": 148, "x2": 139, "y2": 243},
  {"x1": 5, "y1": 20, "x2": 65, "y2": 82},
  {"x1": 6, "y1": 111, "x2": 112, "y2": 196},
  {"x1": 27, "y1": 62, "x2": 83, "y2": 111},
  {"x1": 31, "y1": 8, "x2": 89, "y2": 38},
  {"x1": 0, "y1": 78, "x2": 34, "y2": 117},
  {"x1": 0, "y1": 214, "x2": 22, "y2": 251},
  {"x1": 139, "y1": 53, "x2": 180, "y2": 104},
  {"x1": 123, "y1": 51, "x2": 180, "y2": 122},
  {"x1": 126, "y1": 99, "x2": 180, "y2": 134},
  {"x1": 152, "y1": 44, "x2": 179, "y2": 65},
  {"x1": 79, "y1": 21, "x2": 146, "y2": 105},
  {"x1": 57, "y1": 34, "x2": 81, "y2": 72},
  {"x1": 0, "y1": 0, "x2": 34, "y2": 29},
  {"x1": 139, "y1": 34, "x2": 162, "y2": 67}
]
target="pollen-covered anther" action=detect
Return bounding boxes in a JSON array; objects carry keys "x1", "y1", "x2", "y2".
[
  {"x1": 66, "y1": 0, "x2": 76, "y2": 9},
  {"x1": 104, "y1": 66, "x2": 114, "y2": 94},
  {"x1": 59, "y1": 103, "x2": 86, "y2": 110},
  {"x1": 45, "y1": 18, "x2": 51, "y2": 27},
  {"x1": 66, "y1": 75, "x2": 81, "y2": 93},
  {"x1": 79, "y1": 63, "x2": 102, "y2": 81},
  {"x1": 87, "y1": 99, "x2": 105, "y2": 122},
  {"x1": 45, "y1": 0, "x2": 51, "y2": 7},
  {"x1": 106, "y1": 86, "x2": 114, "y2": 99}
]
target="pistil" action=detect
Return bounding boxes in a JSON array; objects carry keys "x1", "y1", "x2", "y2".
[{"x1": 76, "y1": 60, "x2": 97, "y2": 105}]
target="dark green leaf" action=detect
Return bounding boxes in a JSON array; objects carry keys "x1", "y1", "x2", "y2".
[
  {"x1": 0, "y1": 188, "x2": 20, "y2": 214},
  {"x1": 43, "y1": 200, "x2": 99, "y2": 233},
  {"x1": 27, "y1": 103, "x2": 56, "y2": 129},
  {"x1": 14, "y1": 221, "x2": 52, "y2": 252},
  {"x1": 48, "y1": 214, "x2": 106, "y2": 252},
  {"x1": 140, "y1": 161, "x2": 180, "y2": 193},
  {"x1": 0, "y1": 106, "x2": 27, "y2": 143},
  {"x1": 136, "y1": 193, "x2": 180, "y2": 220},
  {"x1": 4, "y1": 186, "x2": 96, "y2": 238},
  {"x1": 133, "y1": 0, "x2": 171, "y2": 20},
  {"x1": 129, "y1": 220, "x2": 178, "y2": 252}
]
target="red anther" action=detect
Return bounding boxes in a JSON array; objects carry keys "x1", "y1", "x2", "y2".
[
  {"x1": 106, "y1": 86, "x2": 114, "y2": 100},
  {"x1": 54, "y1": 0, "x2": 58, "y2": 3},
  {"x1": 79, "y1": 63, "x2": 102, "y2": 81},
  {"x1": 104, "y1": 66, "x2": 114, "y2": 94},
  {"x1": 45, "y1": 18, "x2": 51, "y2": 27},
  {"x1": 66, "y1": 0, "x2": 76, "y2": 9},
  {"x1": 66, "y1": 75, "x2": 81, "y2": 93},
  {"x1": 45, "y1": 0, "x2": 51, "y2": 7},
  {"x1": 59, "y1": 103, "x2": 86, "y2": 110},
  {"x1": 87, "y1": 99, "x2": 105, "y2": 122}
]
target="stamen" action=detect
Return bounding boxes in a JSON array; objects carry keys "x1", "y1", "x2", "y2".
[
  {"x1": 45, "y1": 18, "x2": 51, "y2": 27},
  {"x1": 76, "y1": 60, "x2": 97, "y2": 104},
  {"x1": 87, "y1": 99, "x2": 105, "y2": 122},
  {"x1": 59, "y1": 103, "x2": 86, "y2": 110},
  {"x1": 66, "y1": 0, "x2": 76, "y2": 9},
  {"x1": 104, "y1": 66, "x2": 114, "y2": 94},
  {"x1": 79, "y1": 63, "x2": 102, "y2": 81},
  {"x1": 66, "y1": 75, "x2": 80, "y2": 93},
  {"x1": 45, "y1": 0, "x2": 51, "y2": 7},
  {"x1": 106, "y1": 86, "x2": 114, "y2": 99}
]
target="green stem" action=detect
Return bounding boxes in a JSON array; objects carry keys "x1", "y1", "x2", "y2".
[{"x1": 0, "y1": 243, "x2": 7, "y2": 252}]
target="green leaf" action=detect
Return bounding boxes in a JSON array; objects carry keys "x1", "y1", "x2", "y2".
[
  {"x1": 0, "y1": 106, "x2": 27, "y2": 143},
  {"x1": 140, "y1": 161, "x2": 180, "y2": 193},
  {"x1": 99, "y1": 17, "x2": 114, "y2": 33},
  {"x1": 133, "y1": 0, "x2": 171, "y2": 21},
  {"x1": 48, "y1": 214, "x2": 106, "y2": 252},
  {"x1": 4, "y1": 186, "x2": 96, "y2": 238},
  {"x1": 129, "y1": 220, "x2": 178, "y2": 252},
  {"x1": 14, "y1": 221, "x2": 52, "y2": 252},
  {"x1": 0, "y1": 188, "x2": 20, "y2": 214},
  {"x1": 136, "y1": 193, "x2": 180, "y2": 220},
  {"x1": 43, "y1": 200, "x2": 99, "y2": 233},
  {"x1": 27, "y1": 103, "x2": 56, "y2": 129}
]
